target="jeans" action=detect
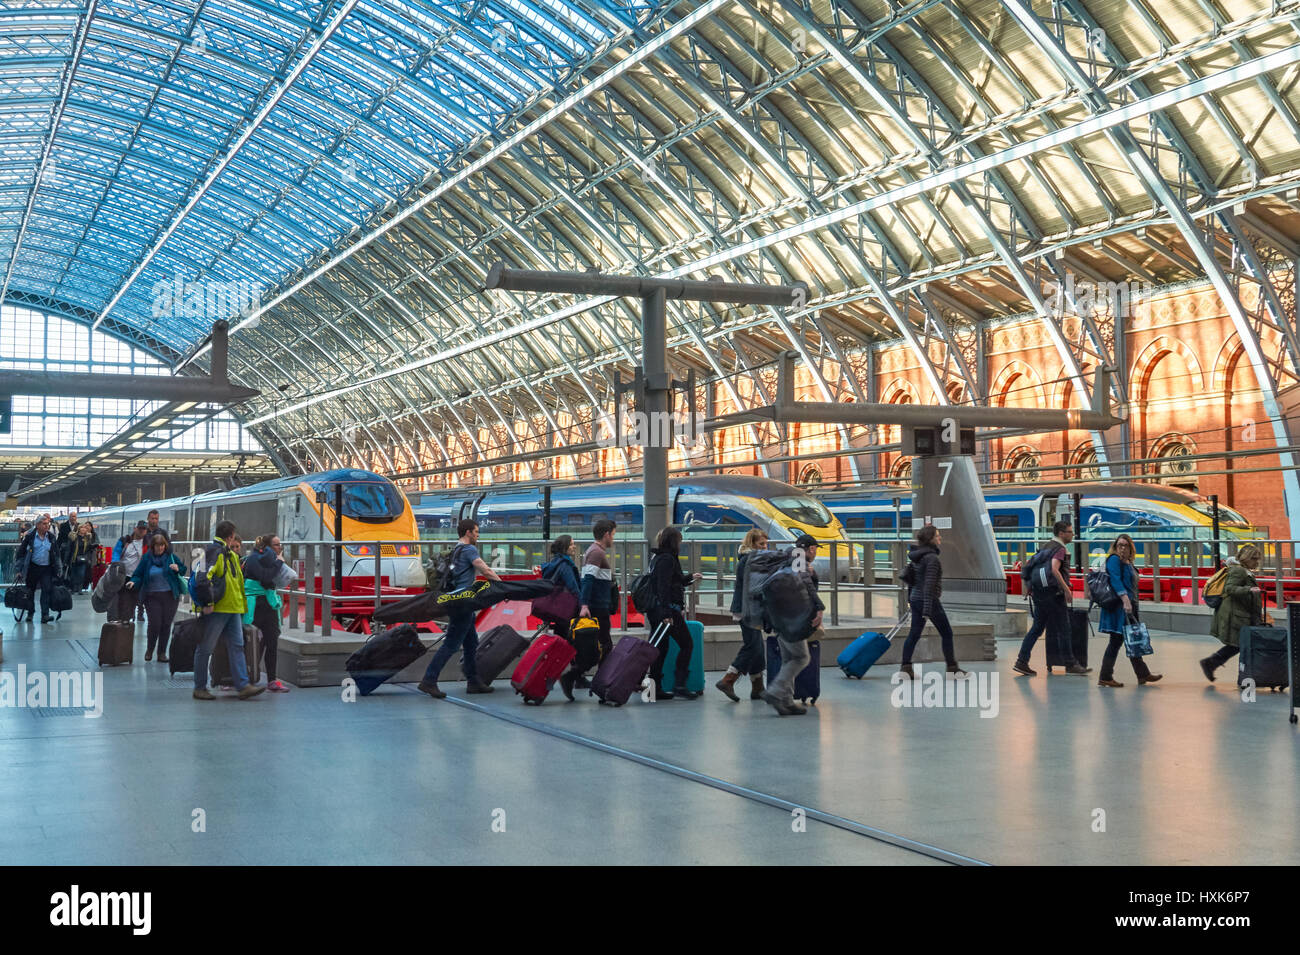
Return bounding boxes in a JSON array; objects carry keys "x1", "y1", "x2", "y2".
[
  {"x1": 1019, "y1": 593, "x2": 1075, "y2": 664},
  {"x1": 902, "y1": 597, "x2": 957, "y2": 666},
  {"x1": 423, "y1": 607, "x2": 478, "y2": 684},
  {"x1": 730, "y1": 624, "x2": 765, "y2": 676},
  {"x1": 196, "y1": 611, "x2": 249, "y2": 691},
  {"x1": 25, "y1": 563, "x2": 53, "y2": 617},
  {"x1": 1205, "y1": 644, "x2": 1240, "y2": 670},
  {"x1": 143, "y1": 590, "x2": 179, "y2": 657},
  {"x1": 252, "y1": 595, "x2": 281, "y2": 682},
  {"x1": 648, "y1": 610, "x2": 692, "y2": 688},
  {"x1": 767, "y1": 635, "x2": 811, "y2": 705}
]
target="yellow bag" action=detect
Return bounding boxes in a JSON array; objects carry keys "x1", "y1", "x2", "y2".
[
  {"x1": 569, "y1": 615, "x2": 600, "y2": 638},
  {"x1": 1202, "y1": 566, "x2": 1229, "y2": 609}
]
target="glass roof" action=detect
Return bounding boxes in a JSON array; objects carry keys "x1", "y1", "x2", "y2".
[{"x1": 0, "y1": 0, "x2": 645, "y2": 351}]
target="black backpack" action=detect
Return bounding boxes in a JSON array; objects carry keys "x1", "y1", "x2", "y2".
[
  {"x1": 425, "y1": 544, "x2": 466, "y2": 595},
  {"x1": 1021, "y1": 545, "x2": 1059, "y2": 592},
  {"x1": 629, "y1": 553, "x2": 663, "y2": 616}
]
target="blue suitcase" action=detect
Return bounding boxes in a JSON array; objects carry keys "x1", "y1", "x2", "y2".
[
  {"x1": 765, "y1": 634, "x2": 821, "y2": 705},
  {"x1": 837, "y1": 613, "x2": 910, "y2": 678},
  {"x1": 662, "y1": 619, "x2": 705, "y2": 694}
]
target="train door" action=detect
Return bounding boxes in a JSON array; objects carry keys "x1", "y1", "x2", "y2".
[
  {"x1": 1037, "y1": 494, "x2": 1060, "y2": 533},
  {"x1": 279, "y1": 492, "x2": 313, "y2": 542},
  {"x1": 193, "y1": 506, "x2": 212, "y2": 542}
]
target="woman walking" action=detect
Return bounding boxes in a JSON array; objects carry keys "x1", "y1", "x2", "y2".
[
  {"x1": 243, "y1": 534, "x2": 290, "y2": 692},
  {"x1": 123, "y1": 534, "x2": 186, "y2": 662},
  {"x1": 542, "y1": 535, "x2": 594, "y2": 701},
  {"x1": 1201, "y1": 544, "x2": 1270, "y2": 682},
  {"x1": 1097, "y1": 534, "x2": 1162, "y2": 687},
  {"x1": 647, "y1": 526, "x2": 702, "y2": 700},
  {"x1": 717, "y1": 528, "x2": 768, "y2": 701},
  {"x1": 899, "y1": 524, "x2": 966, "y2": 679}
]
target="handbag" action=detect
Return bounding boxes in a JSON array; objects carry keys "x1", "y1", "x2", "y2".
[
  {"x1": 531, "y1": 585, "x2": 579, "y2": 624},
  {"x1": 4, "y1": 584, "x2": 33, "y2": 611},
  {"x1": 1123, "y1": 614, "x2": 1153, "y2": 658}
]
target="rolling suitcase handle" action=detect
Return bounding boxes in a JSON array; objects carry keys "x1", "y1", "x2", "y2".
[
  {"x1": 648, "y1": 617, "x2": 672, "y2": 648},
  {"x1": 884, "y1": 610, "x2": 911, "y2": 641}
]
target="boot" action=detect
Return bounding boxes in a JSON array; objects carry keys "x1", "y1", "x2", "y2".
[
  {"x1": 715, "y1": 669, "x2": 740, "y2": 702},
  {"x1": 946, "y1": 663, "x2": 968, "y2": 678},
  {"x1": 1199, "y1": 657, "x2": 1217, "y2": 683},
  {"x1": 749, "y1": 674, "x2": 765, "y2": 700},
  {"x1": 899, "y1": 662, "x2": 915, "y2": 680}
]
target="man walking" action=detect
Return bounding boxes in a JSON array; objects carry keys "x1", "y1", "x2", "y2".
[
  {"x1": 417, "y1": 519, "x2": 502, "y2": 698},
  {"x1": 762, "y1": 534, "x2": 823, "y2": 716},
  {"x1": 578, "y1": 518, "x2": 618, "y2": 684},
  {"x1": 16, "y1": 515, "x2": 64, "y2": 624},
  {"x1": 1013, "y1": 520, "x2": 1089, "y2": 675}
]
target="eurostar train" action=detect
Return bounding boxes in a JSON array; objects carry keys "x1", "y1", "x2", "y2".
[
  {"x1": 413, "y1": 474, "x2": 855, "y2": 579},
  {"x1": 820, "y1": 482, "x2": 1259, "y2": 562},
  {"x1": 87, "y1": 468, "x2": 425, "y2": 587}
]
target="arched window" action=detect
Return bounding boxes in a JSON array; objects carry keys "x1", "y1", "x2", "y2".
[
  {"x1": 1071, "y1": 442, "x2": 1101, "y2": 481},
  {"x1": 798, "y1": 464, "x2": 823, "y2": 488},
  {"x1": 890, "y1": 456, "x2": 913, "y2": 482},
  {"x1": 1004, "y1": 446, "x2": 1041, "y2": 483},
  {"x1": 1150, "y1": 433, "x2": 1197, "y2": 487}
]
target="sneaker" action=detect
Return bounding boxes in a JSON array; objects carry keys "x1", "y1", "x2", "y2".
[
  {"x1": 417, "y1": 681, "x2": 445, "y2": 699},
  {"x1": 1012, "y1": 659, "x2": 1036, "y2": 676},
  {"x1": 760, "y1": 689, "x2": 798, "y2": 716},
  {"x1": 193, "y1": 688, "x2": 216, "y2": 700},
  {"x1": 268, "y1": 679, "x2": 290, "y2": 692},
  {"x1": 237, "y1": 684, "x2": 266, "y2": 700},
  {"x1": 1199, "y1": 658, "x2": 1217, "y2": 683},
  {"x1": 466, "y1": 682, "x2": 494, "y2": 694}
]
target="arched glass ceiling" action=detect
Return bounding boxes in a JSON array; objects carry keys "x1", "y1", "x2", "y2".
[{"x1": 0, "y1": 0, "x2": 650, "y2": 350}]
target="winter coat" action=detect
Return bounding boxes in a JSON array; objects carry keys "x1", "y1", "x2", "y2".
[
  {"x1": 128, "y1": 550, "x2": 188, "y2": 599},
  {"x1": 649, "y1": 547, "x2": 691, "y2": 615},
  {"x1": 730, "y1": 551, "x2": 751, "y2": 616},
  {"x1": 1210, "y1": 564, "x2": 1264, "y2": 647},
  {"x1": 201, "y1": 539, "x2": 247, "y2": 614},
  {"x1": 907, "y1": 544, "x2": 943, "y2": 617},
  {"x1": 1098, "y1": 554, "x2": 1138, "y2": 635},
  {"x1": 539, "y1": 554, "x2": 580, "y2": 597}
]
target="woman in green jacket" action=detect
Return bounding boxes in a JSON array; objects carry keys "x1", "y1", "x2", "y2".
[{"x1": 1201, "y1": 545, "x2": 1270, "y2": 682}]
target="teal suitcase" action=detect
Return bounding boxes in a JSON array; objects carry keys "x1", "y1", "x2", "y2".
[{"x1": 662, "y1": 619, "x2": 705, "y2": 694}]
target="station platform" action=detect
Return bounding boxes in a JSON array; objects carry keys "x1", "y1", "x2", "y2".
[{"x1": 1, "y1": 597, "x2": 1295, "y2": 866}]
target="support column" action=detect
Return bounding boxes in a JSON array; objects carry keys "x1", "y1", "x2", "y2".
[{"x1": 642, "y1": 287, "x2": 670, "y2": 547}]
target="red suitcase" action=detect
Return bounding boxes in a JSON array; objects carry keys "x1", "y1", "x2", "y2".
[{"x1": 510, "y1": 633, "x2": 576, "y2": 705}]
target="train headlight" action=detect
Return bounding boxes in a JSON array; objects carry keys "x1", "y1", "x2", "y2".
[
  {"x1": 344, "y1": 544, "x2": 374, "y2": 557},
  {"x1": 396, "y1": 544, "x2": 413, "y2": 556}
]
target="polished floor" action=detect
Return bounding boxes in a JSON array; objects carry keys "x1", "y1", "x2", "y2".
[{"x1": 0, "y1": 598, "x2": 1295, "y2": 865}]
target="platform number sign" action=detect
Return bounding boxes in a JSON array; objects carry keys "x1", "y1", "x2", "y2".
[{"x1": 0, "y1": 397, "x2": 10, "y2": 435}]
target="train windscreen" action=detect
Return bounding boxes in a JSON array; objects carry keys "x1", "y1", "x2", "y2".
[
  {"x1": 770, "y1": 494, "x2": 834, "y2": 528},
  {"x1": 1189, "y1": 500, "x2": 1250, "y2": 526},
  {"x1": 313, "y1": 480, "x2": 407, "y2": 523}
]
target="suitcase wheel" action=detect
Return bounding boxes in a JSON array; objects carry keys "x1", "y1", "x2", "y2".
[
  {"x1": 1290, "y1": 713, "x2": 1298, "y2": 724},
  {"x1": 523, "y1": 697, "x2": 543, "y2": 706}
]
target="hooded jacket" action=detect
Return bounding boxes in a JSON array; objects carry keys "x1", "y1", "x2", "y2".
[
  {"x1": 649, "y1": 546, "x2": 692, "y2": 615},
  {"x1": 907, "y1": 543, "x2": 943, "y2": 617}
]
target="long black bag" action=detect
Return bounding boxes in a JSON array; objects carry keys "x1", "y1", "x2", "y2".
[
  {"x1": 345, "y1": 623, "x2": 435, "y2": 695},
  {"x1": 49, "y1": 580, "x2": 73, "y2": 613},
  {"x1": 1237, "y1": 625, "x2": 1289, "y2": 691},
  {"x1": 372, "y1": 578, "x2": 555, "y2": 625},
  {"x1": 1046, "y1": 605, "x2": 1090, "y2": 670}
]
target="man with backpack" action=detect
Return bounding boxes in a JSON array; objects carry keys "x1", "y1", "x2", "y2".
[
  {"x1": 1013, "y1": 520, "x2": 1089, "y2": 676},
  {"x1": 417, "y1": 519, "x2": 502, "y2": 699},
  {"x1": 578, "y1": 519, "x2": 618, "y2": 685},
  {"x1": 760, "y1": 534, "x2": 823, "y2": 716}
]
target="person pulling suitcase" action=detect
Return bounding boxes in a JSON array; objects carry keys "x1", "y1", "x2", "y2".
[
  {"x1": 761, "y1": 534, "x2": 823, "y2": 716},
  {"x1": 898, "y1": 524, "x2": 967, "y2": 679}
]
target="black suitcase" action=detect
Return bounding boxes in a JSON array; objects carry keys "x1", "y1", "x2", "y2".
[
  {"x1": 170, "y1": 615, "x2": 203, "y2": 675},
  {"x1": 345, "y1": 624, "x2": 433, "y2": 695},
  {"x1": 475, "y1": 624, "x2": 530, "y2": 685},
  {"x1": 98, "y1": 622, "x2": 134, "y2": 666},
  {"x1": 1047, "y1": 607, "x2": 1090, "y2": 671},
  {"x1": 765, "y1": 634, "x2": 821, "y2": 705},
  {"x1": 1237, "y1": 625, "x2": 1289, "y2": 691},
  {"x1": 210, "y1": 624, "x2": 263, "y2": 686}
]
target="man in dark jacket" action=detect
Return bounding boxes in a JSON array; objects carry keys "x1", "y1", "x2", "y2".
[
  {"x1": 16, "y1": 515, "x2": 64, "y2": 623},
  {"x1": 761, "y1": 534, "x2": 823, "y2": 716},
  {"x1": 579, "y1": 519, "x2": 617, "y2": 676}
]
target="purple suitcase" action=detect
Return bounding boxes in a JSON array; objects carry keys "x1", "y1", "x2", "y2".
[{"x1": 590, "y1": 619, "x2": 668, "y2": 706}]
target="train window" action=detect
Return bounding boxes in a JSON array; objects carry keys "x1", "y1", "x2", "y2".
[
  {"x1": 568, "y1": 514, "x2": 585, "y2": 527},
  {"x1": 523, "y1": 514, "x2": 541, "y2": 527},
  {"x1": 845, "y1": 517, "x2": 867, "y2": 530},
  {"x1": 992, "y1": 514, "x2": 1021, "y2": 529},
  {"x1": 507, "y1": 515, "x2": 521, "y2": 527},
  {"x1": 309, "y1": 480, "x2": 405, "y2": 523},
  {"x1": 870, "y1": 516, "x2": 893, "y2": 530},
  {"x1": 769, "y1": 495, "x2": 834, "y2": 527}
]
